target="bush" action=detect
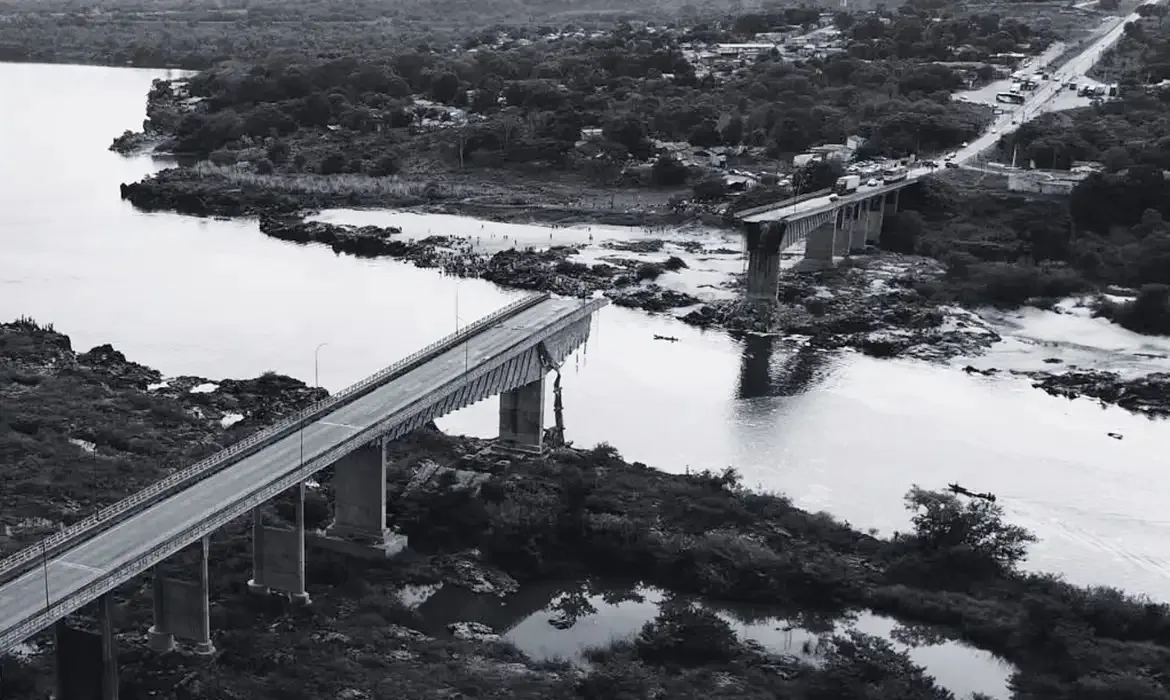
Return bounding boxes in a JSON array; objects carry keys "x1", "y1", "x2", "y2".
[
  {"x1": 893, "y1": 486, "x2": 1037, "y2": 582},
  {"x1": 634, "y1": 602, "x2": 743, "y2": 667}
]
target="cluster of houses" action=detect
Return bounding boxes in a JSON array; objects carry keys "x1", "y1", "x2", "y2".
[{"x1": 684, "y1": 23, "x2": 849, "y2": 80}]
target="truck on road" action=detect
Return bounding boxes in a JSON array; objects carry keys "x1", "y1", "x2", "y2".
[{"x1": 834, "y1": 175, "x2": 861, "y2": 194}]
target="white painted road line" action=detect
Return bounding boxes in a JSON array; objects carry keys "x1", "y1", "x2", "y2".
[
  {"x1": 319, "y1": 421, "x2": 363, "y2": 431},
  {"x1": 58, "y1": 561, "x2": 104, "y2": 575}
]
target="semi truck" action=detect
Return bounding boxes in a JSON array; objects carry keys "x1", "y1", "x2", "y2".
[{"x1": 834, "y1": 175, "x2": 861, "y2": 194}]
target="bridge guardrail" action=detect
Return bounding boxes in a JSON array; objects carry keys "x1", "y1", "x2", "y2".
[
  {"x1": 0, "y1": 292, "x2": 549, "y2": 585},
  {"x1": 0, "y1": 294, "x2": 604, "y2": 654},
  {"x1": 731, "y1": 187, "x2": 833, "y2": 221}
]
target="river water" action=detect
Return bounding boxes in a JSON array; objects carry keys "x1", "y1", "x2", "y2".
[{"x1": 2, "y1": 62, "x2": 1169, "y2": 622}]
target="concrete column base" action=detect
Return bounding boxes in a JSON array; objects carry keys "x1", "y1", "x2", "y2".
[
  {"x1": 491, "y1": 440, "x2": 549, "y2": 457},
  {"x1": 791, "y1": 257, "x2": 836, "y2": 273},
  {"x1": 289, "y1": 592, "x2": 312, "y2": 606},
  {"x1": 146, "y1": 626, "x2": 174, "y2": 653},
  {"x1": 310, "y1": 528, "x2": 409, "y2": 560},
  {"x1": 191, "y1": 641, "x2": 216, "y2": 656}
]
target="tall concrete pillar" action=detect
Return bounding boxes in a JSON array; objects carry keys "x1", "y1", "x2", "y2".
[
  {"x1": 148, "y1": 537, "x2": 215, "y2": 654},
  {"x1": 802, "y1": 219, "x2": 837, "y2": 270},
  {"x1": 499, "y1": 378, "x2": 545, "y2": 452},
  {"x1": 55, "y1": 600, "x2": 119, "y2": 700},
  {"x1": 849, "y1": 202, "x2": 869, "y2": 252},
  {"x1": 327, "y1": 442, "x2": 388, "y2": 543},
  {"x1": 832, "y1": 208, "x2": 850, "y2": 256},
  {"x1": 250, "y1": 486, "x2": 310, "y2": 604},
  {"x1": 746, "y1": 247, "x2": 781, "y2": 299},
  {"x1": 744, "y1": 222, "x2": 782, "y2": 300},
  {"x1": 866, "y1": 196, "x2": 885, "y2": 245}
]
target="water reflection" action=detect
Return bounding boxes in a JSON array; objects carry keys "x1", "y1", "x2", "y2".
[
  {"x1": 400, "y1": 580, "x2": 1013, "y2": 699},
  {"x1": 737, "y1": 334, "x2": 833, "y2": 400}
]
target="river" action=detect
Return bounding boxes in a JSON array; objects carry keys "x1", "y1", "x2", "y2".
[{"x1": 2, "y1": 60, "x2": 1169, "y2": 618}]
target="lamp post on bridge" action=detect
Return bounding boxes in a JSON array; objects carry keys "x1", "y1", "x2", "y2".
[{"x1": 314, "y1": 342, "x2": 329, "y2": 390}]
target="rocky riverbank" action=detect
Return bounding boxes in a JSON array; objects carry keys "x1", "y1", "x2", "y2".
[
  {"x1": 257, "y1": 215, "x2": 703, "y2": 313},
  {"x1": 1026, "y1": 369, "x2": 1170, "y2": 417},
  {"x1": 4, "y1": 319, "x2": 1170, "y2": 700},
  {"x1": 0, "y1": 317, "x2": 327, "y2": 553},
  {"x1": 118, "y1": 163, "x2": 694, "y2": 228},
  {"x1": 682, "y1": 255, "x2": 1004, "y2": 362}
]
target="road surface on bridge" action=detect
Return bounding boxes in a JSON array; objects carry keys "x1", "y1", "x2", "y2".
[
  {"x1": 742, "y1": 6, "x2": 1157, "y2": 225},
  {"x1": 0, "y1": 296, "x2": 592, "y2": 651}
]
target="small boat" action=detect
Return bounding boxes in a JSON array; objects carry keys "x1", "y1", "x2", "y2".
[
  {"x1": 947, "y1": 483, "x2": 997, "y2": 503},
  {"x1": 653, "y1": 335, "x2": 679, "y2": 342}
]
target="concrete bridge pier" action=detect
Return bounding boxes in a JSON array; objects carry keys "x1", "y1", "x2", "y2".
[
  {"x1": 498, "y1": 377, "x2": 546, "y2": 452},
  {"x1": 801, "y1": 218, "x2": 837, "y2": 271},
  {"x1": 849, "y1": 202, "x2": 869, "y2": 252},
  {"x1": 247, "y1": 485, "x2": 310, "y2": 604},
  {"x1": 832, "y1": 208, "x2": 851, "y2": 257},
  {"x1": 744, "y1": 222, "x2": 783, "y2": 300},
  {"x1": 54, "y1": 593, "x2": 119, "y2": 700},
  {"x1": 147, "y1": 536, "x2": 214, "y2": 655},
  {"x1": 865, "y1": 196, "x2": 885, "y2": 245},
  {"x1": 318, "y1": 441, "x2": 408, "y2": 558}
]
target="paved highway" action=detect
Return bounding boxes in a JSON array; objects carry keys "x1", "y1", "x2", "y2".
[
  {"x1": 743, "y1": 6, "x2": 1158, "y2": 225},
  {"x1": 0, "y1": 296, "x2": 592, "y2": 651}
]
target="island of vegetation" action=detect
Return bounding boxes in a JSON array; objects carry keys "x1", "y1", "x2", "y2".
[{"x1": 2, "y1": 318, "x2": 1170, "y2": 700}]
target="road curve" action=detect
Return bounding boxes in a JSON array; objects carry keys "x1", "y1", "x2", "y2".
[{"x1": 743, "y1": 5, "x2": 1160, "y2": 225}]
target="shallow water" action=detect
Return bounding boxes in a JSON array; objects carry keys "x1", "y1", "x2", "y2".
[
  {"x1": 1, "y1": 62, "x2": 1169, "y2": 603},
  {"x1": 402, "y1": 581, "x2": 1013, "y2": 700}
]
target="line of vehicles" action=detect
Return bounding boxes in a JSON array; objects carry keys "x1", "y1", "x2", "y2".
[{"x1": 832, "y1": 166, "x2": 907, "y2": 196}]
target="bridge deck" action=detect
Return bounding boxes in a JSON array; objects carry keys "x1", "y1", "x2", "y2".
[
  {"x1": 740, "y1": 178, "x2": 910, "y2": 224},
  {"x1": 0, "y1": 296, "x2": 594, "y2": 650}
]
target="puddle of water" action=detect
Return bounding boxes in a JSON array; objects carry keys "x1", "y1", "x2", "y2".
[{"x1": 400, "y1": 582, "x2": 1013, "y2": 699}]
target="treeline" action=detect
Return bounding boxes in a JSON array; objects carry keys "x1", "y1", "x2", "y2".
[
  {"x1": 841, "y1": 10, "x2": 1051, "y2": 62},
  {"x1": 146, "y1": 23, "x2": 990, "y2": 181}
]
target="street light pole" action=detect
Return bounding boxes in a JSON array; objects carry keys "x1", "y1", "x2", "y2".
[{"x1": 314, "y1": 342, "x2": 329, "y2": 389}]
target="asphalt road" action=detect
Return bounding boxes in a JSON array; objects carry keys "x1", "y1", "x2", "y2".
[
  {"x1": 0, "y1": 296, "x2": 590, "y2": 652},
  {"x1": 743, "y1": 7, "x2": 1159, "y2": 226}
]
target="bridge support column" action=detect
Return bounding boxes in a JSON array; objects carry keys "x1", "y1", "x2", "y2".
[
  {"x1": 744, "y1": 222, "x2": 782, "y2": 301},
  {"x1": 866, "y1": 196, "x2": 885, "y2": 245},
  {"x1": 800, "y1": 219, "x2": 837, "y2": 271},
  {"x1": 832, "y1": 208, "x2": 851, "y2": 256},
  {"x1": 249, "y1": 484, "x2": 311, "y2": 603},
  {"x1": 498, "y1": 377, "x2": 545, "y2": 453},
  {"x1": 55, "y1": 593, "x2": 119, "y2": 700},
  {"x1": 148, "y1": 536, "x2": 215, "y2": 655},
  {"x1": 849, "y1": 203, "x2": 868, "y2": 252},
  {"x1": 315, "y1": 442, "x2": 408, "y2": 558}
]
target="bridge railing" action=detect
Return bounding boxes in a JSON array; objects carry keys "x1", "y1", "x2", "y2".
[
  {"x1": 731, "y1": 187, "x2": 833, "y2": 221},
  {"x1": 0, "y1": 292, "x2": 549, "y2": 584}
]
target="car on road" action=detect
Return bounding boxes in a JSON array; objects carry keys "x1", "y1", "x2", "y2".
[
  {"x1": 866, "y1": 178, "x2": 879, "y2": 187},
  {"x1": 945, "y1": 162, "x2": 959, "y2": 169}
]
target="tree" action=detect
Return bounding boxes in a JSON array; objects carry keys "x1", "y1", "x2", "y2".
[
  {"x1": 897, "y1": 486, "x2": 1037, "y2": 578},
  {"x1": 429, "y1": 72, "x2": 460, "y2": 103},
  {"x1": 651, "y1": 155, "x2": 689, "y2": 186}
]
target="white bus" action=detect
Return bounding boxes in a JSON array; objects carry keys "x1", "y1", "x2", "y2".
[{"x1": 996, "y1": 92, "x2": 1026, "y2": 105}]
